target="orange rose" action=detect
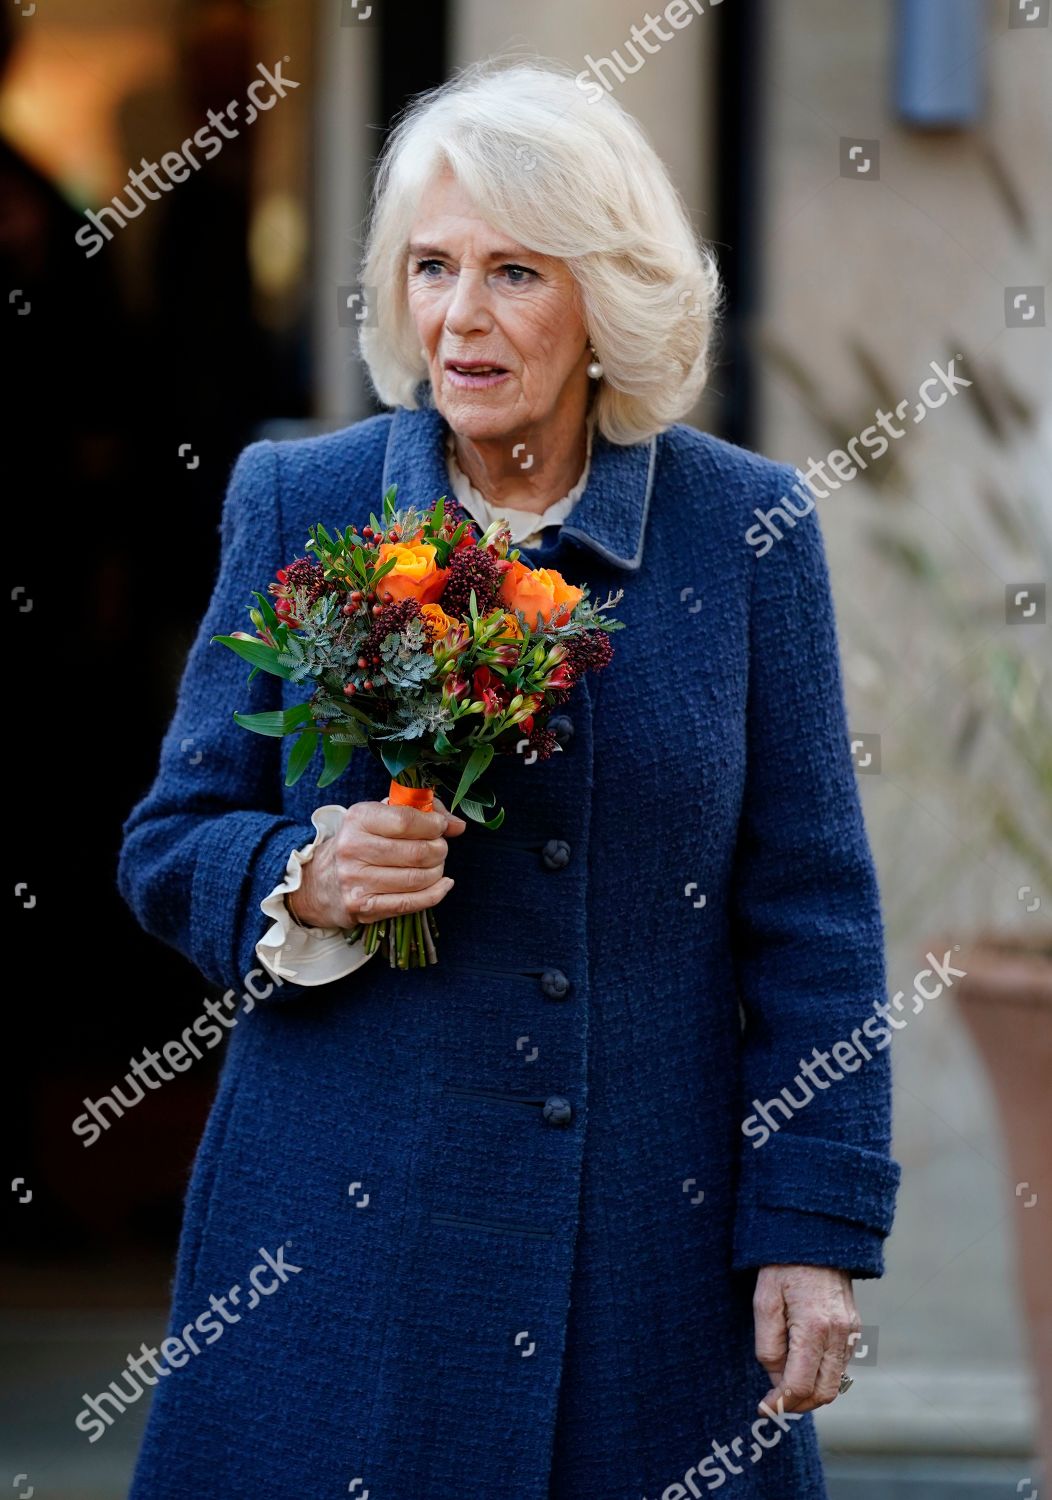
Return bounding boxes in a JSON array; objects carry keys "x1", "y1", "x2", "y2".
[
  {"x1": 420, "y1": 602, "x2": 458, "y2": 642},
  {"x1": 498, "y1": 611, "x2": 524, "y2": 640},
  {"x1": 498, "y1": 561, "x2": 583, "y2": 628},
  {"x1": 375, "y1": 540, "x2": 448, "y2": 605}
]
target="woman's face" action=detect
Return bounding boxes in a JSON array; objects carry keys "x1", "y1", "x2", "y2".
[{"x1": 406, "y1": 168, "x2": 591, "y2": 443}]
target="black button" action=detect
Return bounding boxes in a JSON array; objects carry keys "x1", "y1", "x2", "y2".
[
  {"x1": 548, "y1": 714, "x2": 574, "y2": 747},
  {"x1": 540, "y1": 968, "x2": 570, "y2": 1000},
  {"x1": 541, "y1": 838, "x2": 571, "y2": 870},
  {"x1": 542, "y1": 1096, "x2": 573, "y2": 1127}
]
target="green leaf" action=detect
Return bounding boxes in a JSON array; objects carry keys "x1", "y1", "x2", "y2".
[
  {"x1": 449, "y1": 519, "x2": 471, "y2": 546},
  {"x1": 285, "y1": 729, "x2": 319, "y2": 787},
  {"x1": 211, "y1": 634, "x2": 293, "y2": 680},
  {"x1": 460, "y1": 796, "x2": 505, "y2": 829},
  {"x1": 251, "y1": 590, "x2": 280, "y2": 632},
  {"x1": 233, "y1": 703, "x2": 313, "y2": 737},
  {"x1": 312, "y1": 696, "x2": 349, "y2": 719},
  {"x1": 450, "y1": 743, "x2": 493, "y2": 811},
  {"x1": 318, "y1": 735, "x2": 355, "y2": 788},
  {"x1": 339, "y1": 702, "x2": 379, "y2": 729},
  {"x1": 327, "y1": 715, "x2": 368, "y2": 746},
  {"x1": 380, "y1": 740, "x2": 421, "y2": 779}
]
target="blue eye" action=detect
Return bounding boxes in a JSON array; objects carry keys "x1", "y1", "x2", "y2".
[
  {"x1": 501, "y1": 264, "x2": 536, "y2": 285},
  {"x1": 415, "y1": 259, "x2": 445, "y2": 277}
]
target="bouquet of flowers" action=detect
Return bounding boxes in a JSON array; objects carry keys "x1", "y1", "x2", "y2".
[{"x1": 213, "y1": 486, "x2": 623, "y2": 968}]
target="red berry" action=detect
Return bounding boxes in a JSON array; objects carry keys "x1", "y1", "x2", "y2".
[
  {"x1": 343, "y1": 683, "x2": 356, "y2": 696},
  {"x1": 358, "y1": 656, "x2": 367, "y2": 668},
  {"x1": 342, "y1": 603, "x2": 355, "y2": 616},
  {"x1": 371, "y1": 603, "x2": 382, "y2": 616},
  {"x1": 363, "y1": 679, "x2": 373, "y2": 691},
  {"x1": 363, "y1": 525, "x2": 373, "y2": 538}
]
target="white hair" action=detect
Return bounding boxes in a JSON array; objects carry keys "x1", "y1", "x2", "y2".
[{"x1": 357, "y1": 56, "x2": 723, "y2": 445}]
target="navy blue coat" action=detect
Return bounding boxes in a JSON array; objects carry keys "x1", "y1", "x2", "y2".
[{"x1": 117, "y1": 399, "x2": 901, "y2": 1499}]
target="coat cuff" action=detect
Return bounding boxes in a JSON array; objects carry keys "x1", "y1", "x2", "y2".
[
  {"x1": 732, "y1": 1134, "x2": 901, "y2": 1279},
  {"x1": 191, "y1": 811, "x2": 318, "y2": 993}
]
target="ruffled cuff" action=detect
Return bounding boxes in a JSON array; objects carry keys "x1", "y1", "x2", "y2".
[{"x1": 255, "y1": 805, "x2": 377, "y2": 986}]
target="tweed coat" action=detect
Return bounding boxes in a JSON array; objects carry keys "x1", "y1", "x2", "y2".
[{"x1": 117, "y1": 396, "x2": 901, "y2": 1499}]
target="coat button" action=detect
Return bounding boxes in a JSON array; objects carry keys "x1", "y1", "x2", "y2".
[
  {"x1": 548, "y1": 713, "x2": 574, "y2": 747},
  {"x1": 542, "y1": 1096, "x2": 573, "y2": 1127},
  {"x1": 540, "y1": 967, "x2": 570, "y2": 1000},
  {"x1": 541, "y1": 838, "x2": 571, "y2": 870}
]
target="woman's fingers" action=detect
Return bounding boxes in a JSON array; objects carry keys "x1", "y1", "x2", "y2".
[
  {"x1": 330, "y1": 799, "x2": 464, "y2": 922},
  {"x1": 431, "y1": 795, "x2": 467, "y2": 835},
  {"x1": 341, "y1": 859, "x2": 447, "y2": 898},
  {"x1": 752, "y1": 1272, "x2": 789, "y2": 1392},
  {"x1": 347, "y1": 876, "x2": 455, "y2": 922},
  {"x1": 771, "y1": 1320, "x2": 833, "y2": 1412},
  {"x1": 754, "y1": 1265, "x2": 859, "y2": 1414}
]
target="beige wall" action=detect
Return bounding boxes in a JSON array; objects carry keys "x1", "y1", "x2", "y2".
[{"x1": 451, "y1": 0, "x2": 718, "y2": 288}]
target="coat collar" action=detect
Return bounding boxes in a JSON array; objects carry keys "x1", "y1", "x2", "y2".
[{"x1": 380, "y1": 385, "x2": 657, "y2": 571}]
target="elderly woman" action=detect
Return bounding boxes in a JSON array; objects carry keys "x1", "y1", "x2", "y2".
[{"x1": 117, "y1": 57, "x2": 900, "y2": 1500}]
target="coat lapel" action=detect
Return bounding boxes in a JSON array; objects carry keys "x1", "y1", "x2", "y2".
[{"x1": 380, "y1": 391, "x2": 657, "y2": 572}]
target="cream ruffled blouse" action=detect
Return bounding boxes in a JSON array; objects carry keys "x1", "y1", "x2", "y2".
[{"x1": 254, "y1": 417, "x2": 596, "y2": 986}]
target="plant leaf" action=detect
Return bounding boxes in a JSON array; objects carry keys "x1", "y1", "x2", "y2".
[
  {"x1": 450, "y1": 743, "x2": 493, "y2": 811},
  {"x1": 460, "y1": 796, "x2": 505, "y2": 829},
  {"x1": 319, "y1": 735, "x2": 355, "y2": 788},
  {"x1": 251, "y1": 590, "x2": 280, "y2": 632},
  {"x1": 285, "y1": 729, "x2": 319, "y2": 787},
  {"x1": 211, "y1": 634, "x2": 293, "y2": 680},
  {"x1": 380, "y1": 740, "x2": 421, "y2": 778},
  {"x1": 233, "y1": 703, "x2": 312, "y2": 737}
]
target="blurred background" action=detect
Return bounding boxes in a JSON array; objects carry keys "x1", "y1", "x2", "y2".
[{"x1": 2, "y1": 0, "x2": 1049, "y2": 1495}]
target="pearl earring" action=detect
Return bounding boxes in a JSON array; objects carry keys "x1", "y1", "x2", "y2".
[{"x1": 587, "y1": 342, "x2": 604, "y2": 380}]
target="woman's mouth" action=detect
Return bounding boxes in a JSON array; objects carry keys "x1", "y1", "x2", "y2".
[{"x1": 444, "y1": 361, "x2": 510, "y2": 389}]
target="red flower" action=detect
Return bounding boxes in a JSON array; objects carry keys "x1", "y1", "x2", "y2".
[
  {"x1": 442, "y1": 672, "x2": 469, "y2": 702},
  {"x1": 472, "y1": 664, "x2": 512, "y2": 718},
  {"x1": 545, "y1": 664, "x2": 574, "y2": 691}
]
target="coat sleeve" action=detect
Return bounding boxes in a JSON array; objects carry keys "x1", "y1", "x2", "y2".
[
  {"x1": 116, "y1": 439, "x2": 324, "y2": 997},
  {"x1": 729, "y1": 464, "x2": 901, "y2": 1279}
]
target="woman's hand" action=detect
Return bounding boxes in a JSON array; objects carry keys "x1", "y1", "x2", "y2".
[
  {"x1": 286, "y1": 797, "x2": 467, "y2": 930},
  {"x1": 753, "y1": 1264, "x2": 861, "y2": 1414}
]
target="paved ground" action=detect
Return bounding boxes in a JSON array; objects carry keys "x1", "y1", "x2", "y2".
[{"x1": 826, "y1": 1457, "x2": 1044, "y2": 1498}]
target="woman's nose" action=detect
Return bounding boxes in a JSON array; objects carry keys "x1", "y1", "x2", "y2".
[{"x1": 443, "y1": 271, "x2": 493, "y2": 336}]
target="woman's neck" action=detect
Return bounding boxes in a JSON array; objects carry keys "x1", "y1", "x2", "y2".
[{"x1": 449, "y1": 390, "x2": 594, "y2": 516}]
